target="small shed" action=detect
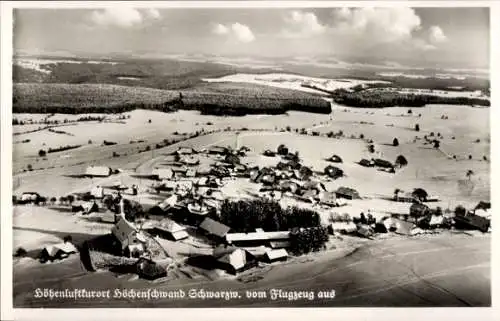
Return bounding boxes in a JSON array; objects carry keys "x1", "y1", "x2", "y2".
[
  {"x1": 199, "y1": 217, "x2": 232, "y2": 241},
  {"x1": 264, "y1": 249, "x2": 288, "y2": 263},
  {"x1": 335, "y1": 187, "x2": 361, "y2": 200},
  {"x1": 85, "y1": 166, "x2": 111, "y2": 177}
]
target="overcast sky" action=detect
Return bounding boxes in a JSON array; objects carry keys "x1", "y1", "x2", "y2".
[{"x1": 13, "y1": 7, "x2": 490, "y2": 68}]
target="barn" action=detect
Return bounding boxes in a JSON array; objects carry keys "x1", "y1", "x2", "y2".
[{"x1": 212, "y1": 246, "x2": 257, "y2": 275}]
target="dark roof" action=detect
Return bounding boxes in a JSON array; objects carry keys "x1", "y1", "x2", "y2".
[
  {"x1": 324, "y1": 165, "x2": 344, "y2": 178},
  {"x1": 199, "y1": 218, "x2": 231, "y2": 238},
  {"x1": 336, "y1": 186, "x2": 360, "y2": 198},
  {"x1": 359, "y1": 159, "x2": 373, "y2": 167},
  {"x1": 373, "y1": 158, "x2": 394, "y2": 168}
]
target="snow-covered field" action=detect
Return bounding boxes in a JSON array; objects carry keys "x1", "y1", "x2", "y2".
[
  {"x1": 203, "y1": 73, "x2": 390, "y2": 95},
  {"x1": 366, "y1": 87, "x2": 489, "y2": 99},
  {"x1": 377, "y1": 71, "x2": 489, "y2": 80}
]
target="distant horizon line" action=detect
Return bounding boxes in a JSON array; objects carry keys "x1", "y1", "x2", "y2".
[{"x1": 13, "y1": 49, "x2": 490, "y2": 73}]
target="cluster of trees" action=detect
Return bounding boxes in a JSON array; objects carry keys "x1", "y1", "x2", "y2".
[
  {"x1": 102, "y1": 196, "x2": 145, "y2": 221},
  {"x1": 289, "y1": 226, "x2": 329, "y2": 255},
  {"x1": 219, "y1": 199, "x2": 321, "y2": 233},
  {"x1": 48, "y1": 128, "x2": 74, "y2": 136},
  {"x1": 332, "y1": 89, "x2": 490, "y2": 108},
  {"x1": 47, "y1": 144, "x2": 82, "y2": 154}
]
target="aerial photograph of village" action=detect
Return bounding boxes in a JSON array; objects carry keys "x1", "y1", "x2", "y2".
[{"x1": 10, "y1": 5, "x2": 491, "y2": 308}]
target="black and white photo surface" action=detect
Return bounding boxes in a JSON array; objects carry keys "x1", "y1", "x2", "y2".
[{"x1": 2, "y1": 1, "x2": 494, "y2": 313}]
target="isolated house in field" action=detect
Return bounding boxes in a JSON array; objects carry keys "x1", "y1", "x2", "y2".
[
  {"x1": 152, "y1": 168, "x2": 174, "y2": 180},
  {"x1": 154, "y1": 218, "x2": 189, "y2": 241},
  {"x1": 324, "y1": 165, "x2": 344, "y2": 179},
  {"x1": 225, "y1": 231, "x2": 290, "y2": 247},
  {"x1": 335, "y1": 187, "x2": 361, "y2": 200},
  {"x1": 328, "y1": 154, "x2": 343, "y2": 163},
  {"x1": 85, "y1": 166, "x2": 112, "y2": 177},
  {"x1": 264, "y1": 249, "x2": 288, "y2": 263},
  {"x1": 111, "y1": 215, "x2": 146, "y2": 257},
  {"x1": 199, "y1": 217, "x2": 232, "y2": 242},
  {"x1": 358, "y1": 159, "x2": 374, "y2": 167},
  {"x1": 212, "y1": 246, "x2": 257, "y2": 275},
  {"x1": 40, "y1": 241, "x2": 78, "y2": 263}
]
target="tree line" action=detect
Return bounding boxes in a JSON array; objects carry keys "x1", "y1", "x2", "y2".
[{"x1": 332, "y1": 89, "x2": 490, "y2": 108}]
